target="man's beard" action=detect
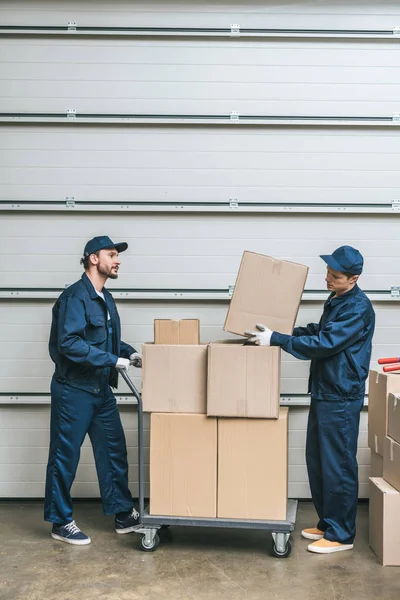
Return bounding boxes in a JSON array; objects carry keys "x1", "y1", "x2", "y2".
[{"x1": 96, "y1": 263, "x2": 118, "y2": 280}]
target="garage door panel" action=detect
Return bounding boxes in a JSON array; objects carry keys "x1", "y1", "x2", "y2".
[
  {"x1": 1, "y1": 126, "x2": 400, "y2": 205},
  {"x1": 1, "y1": 1, "x2": 399, "y2": 30}
]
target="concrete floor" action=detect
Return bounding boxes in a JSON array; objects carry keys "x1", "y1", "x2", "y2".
[{"x1": 0, "y1": 502, "x2": 399, "y2": 600}]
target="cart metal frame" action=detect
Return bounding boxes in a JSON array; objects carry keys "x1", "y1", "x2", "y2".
[{"x1": 121, "y1": 370, "x2": 297, "y2": 557}]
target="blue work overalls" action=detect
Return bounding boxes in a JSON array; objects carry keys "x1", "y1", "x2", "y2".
[
  {"x1": 271, "y1": 285, "x2": 375, "y2": 544},
  {"x1": 44, "y1": 274, "x2": 135, "y2": 524}
]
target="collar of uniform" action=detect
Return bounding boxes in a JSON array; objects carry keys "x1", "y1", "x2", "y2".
[
  {"x1": 81, "y1": 272, "x2": 103, "y2": 300},
  {"x1": 327, "y1": 283, "x2": 359, "y2": 307}
]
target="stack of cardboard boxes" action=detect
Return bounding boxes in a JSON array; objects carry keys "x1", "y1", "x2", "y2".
[
  {"x1": 368, "y1": 370, "x2": 400, "y2": 565},
  {"x1": 142, "y1": 252, "x2": 308, "y2": 521}
]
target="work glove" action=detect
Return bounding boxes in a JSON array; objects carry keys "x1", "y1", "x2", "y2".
[
  {"x1": 129, "y1": 352, "x2": 142, "y2": 368},
  {"x1": 244, "y1": 323, "x2": 273, "y2": 346},
  {"x1": 116, "y1": 357, "x2": 130, "y2": 371}
]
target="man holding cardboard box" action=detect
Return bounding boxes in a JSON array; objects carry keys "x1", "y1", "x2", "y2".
[{"x1": 246, "y1": 246, "x2": 375, "y2": 554}]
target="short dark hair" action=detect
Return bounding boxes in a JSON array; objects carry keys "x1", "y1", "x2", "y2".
[
  {"x1": 344, "y1": 272, "x2": 356, "y2": 279},
  {"x1": 80, "y1": 250, "x2": 100, "y2": 270}
]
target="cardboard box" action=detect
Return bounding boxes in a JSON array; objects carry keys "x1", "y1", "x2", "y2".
[
  {"x1": 207, "y1": 342, "x2": 280, "y2": 418},
  {"x1": 224, "y1": 251, "x2": 308, "y2": 337},
  {"x1": 388, "y1": 393, "x2": 400, "y2": 445},
  {"x1": 370, "y1": 450, "x2": 383, "y2": 478},
  {"x1": 154, "y1": 319, "x2": 200, "y2": 345},
  {"x1": 217, "y1": 408, "x2": 288, "y2": 520},
  {"x1": 383, "y1": 436, "x2": 400, "y2": 492},
  {"x1": 142, "y1": 344, "x2": 207, "y2": 413},
  {"x1": 369, "y1": 477, "x2": 400, "y2": 566},
  {"x1": 149, "y1": 413, "x2": 217, "y2": 517},
  {"x1": 368, "y1": 370, "x2": 400, "y2": 457}
]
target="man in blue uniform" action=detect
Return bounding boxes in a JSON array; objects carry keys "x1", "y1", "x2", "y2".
[
  {"x1": 45, "y1": 236, "x2": 142, "y2": 545},
  {"x1": 246, "y1": 246, "x2": 375, "y2": 554}
]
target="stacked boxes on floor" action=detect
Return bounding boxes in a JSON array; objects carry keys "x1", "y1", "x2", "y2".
[
  {"x1": 142, "y1": 252, "x2": 308, "y2": 521},
  {"x1": 368, "y1": 370, "x2": 400, "y2": 565}
]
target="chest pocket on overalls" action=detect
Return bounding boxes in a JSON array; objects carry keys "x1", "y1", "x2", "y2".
[{"x1": 86, "y1": 314, "x2": 107, "y2": 344}]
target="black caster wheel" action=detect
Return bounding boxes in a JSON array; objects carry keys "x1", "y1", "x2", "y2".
[
  {"x1": 272, "y1": 540, "x2": 292, "y2": 558},
  {"x1": 139, "y1": 533, "x2": 160, "y2": 552}
]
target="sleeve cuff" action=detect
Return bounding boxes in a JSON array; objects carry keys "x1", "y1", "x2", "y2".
[{"x1": 271, "y1": 332, "x2": 292, "y2": 347}]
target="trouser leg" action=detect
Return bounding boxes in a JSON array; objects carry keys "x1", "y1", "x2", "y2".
[
  {"x1": 88, "y1": 387, "x2": 133, "y2": 516},
  {"x1": 306, "y1": 398, "x2": 326, "y2": 531},
  {"x1": 44, "y1": 379, "x2": 95, "y2": 524},
  {"x1": 316, "y1": 397, "x2": 363, "y2": 544}
]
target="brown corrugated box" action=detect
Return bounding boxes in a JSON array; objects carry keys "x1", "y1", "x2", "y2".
[
  {"x1": 142, "y1": 344, "x2": 207, "y2": 413},
  {"x1": 217, "y1": 408, "x2": 288, "y2": 520},
  {"x1": 388, "y1": 393, "x2": 400, "y2": 445},
  {"x1": 370, "y1": 450, "x2": 383, "y2": 478},
  {"x1": 149, "y1": 413, "x2": 217, "y2": 517},
  {"x1": 154, "y1": 319, "x2": 200, "y2": 345},
  {"x1": 369, "y1": 477, "x2": 400, "y2": 566},
  {"x1": 368, "y1": 370, "x2": 400, "y2": 457},
  {"x1": 224, "y1": 251, "x2": 308, "y2": 337},
  {"x1": 207, "y1": 342, "x2": 281, "y2": 418},
  {"x1": 383, "y1": 436, "x2": 400, "y2": 492}
]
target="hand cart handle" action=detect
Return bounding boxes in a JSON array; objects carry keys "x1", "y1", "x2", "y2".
[{"x1": 119, "y1": 369, "x2": 144, "y2": 520}]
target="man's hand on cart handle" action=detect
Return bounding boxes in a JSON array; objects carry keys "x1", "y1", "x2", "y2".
[
  {"x1": 244, "y1": 323, "x2": 273, "y2": 346},
  {"x1": 130, "y1": 352, "x2": 142, "y2": 369},
  {"x1": 116, "y1": 357, "x2": 130, "y2": 371}
]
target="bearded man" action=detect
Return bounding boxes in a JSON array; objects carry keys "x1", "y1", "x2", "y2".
[{"x1": 44, "y1": 236, "x2": 142, "y2": 545}]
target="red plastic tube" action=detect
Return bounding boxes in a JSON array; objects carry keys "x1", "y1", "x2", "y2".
[
  {"x1": 378, "y1": 357, "x2": 400, "y2": 365},
  {"x1": 383, "y1": 364, "x2": 400, "y2": 373}
]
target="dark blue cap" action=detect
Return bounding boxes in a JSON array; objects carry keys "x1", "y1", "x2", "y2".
[
  {"x1": 320, "y1": 245, "x2": 363, "y2": 275},
  {"x1": 83, "y1": 236, "x2": 128, "y2": 258}
]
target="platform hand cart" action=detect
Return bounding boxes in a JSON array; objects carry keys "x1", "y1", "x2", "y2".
[{"x1": 120, "y1": 369, "x2": 297, "y2": 558}]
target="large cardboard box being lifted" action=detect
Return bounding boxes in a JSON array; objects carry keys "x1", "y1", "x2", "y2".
[
  {"x1": 207, "y1": 342, "x2": 281, "y2": 418},
  {"x1": 224, "y1": 251, "x2": 308, "y2": 337},
  {"x1": 142, "y1": 344, "x2": 207, "y2": 413},
  {"x1": 150, "y1": 413, "x2": 217, "y2": 518},
  {"x1": 368, "y1": 370, "x2": 400, "y2": 457},
  {"x1": 369, "y1": 477, "x2": 400, "y2": 566},
  {"x1": 217, "y1": 408, "x2": 288, "y2": 520},
  {"x1": 154, "y1": 319, "x2": 200, "y2": 345}
]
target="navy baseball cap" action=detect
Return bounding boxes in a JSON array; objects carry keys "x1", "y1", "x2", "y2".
[
  {"x1": 83, "y1": 236, "x2": 128, "y2": 258},
  {"x1": 320, "y1": 245, "x2": 363, "y2": 275}
]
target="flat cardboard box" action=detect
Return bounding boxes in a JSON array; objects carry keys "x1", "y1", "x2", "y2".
[
  {"x1": 142, "y1": 343, "x2": 207, "y2": 413},
  {"x1": 217, "y1": 408, "x2": 288, "y2": 520},
  {"x1": 368, "y1": 370, "x2": 400, "y2": 457},
  {"x1": 149, "y1": 413, "x2": 217, "y2": 517},
  {"x1": 388, "y1": 393, "x2": 400, "y2": 445},
  {"x1": 383, "y1": 436, "x2": 400, "y2": 492},
  {"x1": 370, "y1": 450, "x2": 383, "y2": 478},
  {"x1": 207, "y1": 342, "x2": 280, "y2": 418},
  {"x1": 224, "y1": 251, "x2": 308, "y2": 337},
  {"x1": 369, "y1": 477, "x2": 400, "y2": 566},
  {"x1": 154, "y1": 319, "x2": 200, "y2": 345}
]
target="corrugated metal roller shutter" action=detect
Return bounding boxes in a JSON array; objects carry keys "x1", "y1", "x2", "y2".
[{"x1": 1, "y1": 0, "x2": 400, "y2": 499}]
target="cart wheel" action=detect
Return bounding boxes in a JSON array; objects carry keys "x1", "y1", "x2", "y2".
[
  {"x1": 272, "y1": 540, "x2": 292, "y2": 558},
  {"x1": 139, "y1": 533, "x2": 160, "y2": 552}
]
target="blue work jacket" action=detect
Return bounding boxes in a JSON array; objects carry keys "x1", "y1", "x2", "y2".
[
  {"x1": 49, "y1": 273, "x2": 135, "y2": 394},
  {"x1": 271, "y1": 284, "x2": 375, "y2": 401}
]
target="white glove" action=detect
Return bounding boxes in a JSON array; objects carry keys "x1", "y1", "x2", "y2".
[
  {"x1": 244, "y1": 323, "x2": 273, "y2": 346},
  {"x1": 129, "y1": 352, "x2": 142, "y2": 368},
  {"x1": 116, "y1": 357, "x2": 130, "y2": 371}
]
